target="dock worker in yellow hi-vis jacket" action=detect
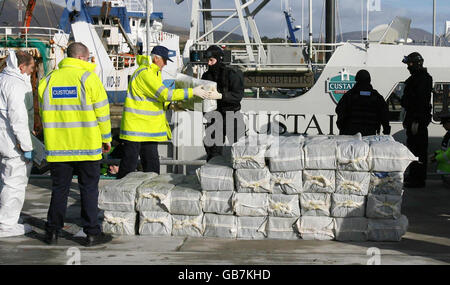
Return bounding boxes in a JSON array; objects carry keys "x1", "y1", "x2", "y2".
[
  {"x1": 117, "y1": 45, "x2": 210, "y2": 178},
  {"x1": 38, "y1": 42, "x2": 113, "y2": 247}
]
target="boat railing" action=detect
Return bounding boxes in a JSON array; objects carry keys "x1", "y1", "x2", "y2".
[
  {"x1": 0, "y1": 26, "x2": 66, "y2": 48},
  {"x1": 109, "y1": 53, "x2": 136, "y2": 69}
]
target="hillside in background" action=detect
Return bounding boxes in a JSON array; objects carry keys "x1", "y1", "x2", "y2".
[{"x1": 0, "y1": 0, "x2": 63, "y2": 28}]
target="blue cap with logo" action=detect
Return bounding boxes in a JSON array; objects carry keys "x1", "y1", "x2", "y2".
[{"x1": 151, "y1": 45, "x2": 174, "y2": 62}]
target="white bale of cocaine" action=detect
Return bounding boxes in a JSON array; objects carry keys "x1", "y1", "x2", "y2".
[
  {"x1": 369, "y1": 172, "x2": 404, "y2": 195},
  {"x1": 302, "y1": 169, "x2": 335, "y2": 193},
  {"x1": 362, "y1": 135, "x2": 395, "y2": 143},
  {"x1": 236, "y1": 216, "x2": 267, "y2": 240},
  {"x1": 268, "y1": 194, "x2": 300, "y2": 218},
  {"x1": 171, "y1": 214, "x2": 204, "y2": 237},
  {"x1": 332, "y1": 134, "x2": 362, "y2": 141},
  {"x1": 267, "y1": 135, "x2": 304, "y2": 172},
  {"x1": 203, "y1": 213, "x2": 237, "y2": 239},
  {"x1": 368, "y1": 215, "x2": 408, "y2": 241},
  {"x1": 335, "y1": 171, "x2": 370, "y2": 196},
  {"x1": 102, "y1": 211, "x2": 136, "y2": 235},
  {"x1": 299, "y1": 193, "x2": 331, "y2": 216},
  {"x1": 336, "y1": 139, "x2": 370, "y2": 171},
  {"x1": 232, "y1": 193, "x2": 269, "y2": 216},
  {"x1": 368, "y1": 141, "x2": 418, "y2": 172},
  {"x1": 98, "y1": 172, "x2": 157, "y2": 211},
  {"x1": 334, "y1": 217, "x2": 368, "y2": 241},
  {"x1": 161, "y1": 186, "x2": 202, "y2": 216},
  {"x1": 366, "y1": 193, "x2": 402, "y2": 219},
  {"x1": 150, "y1": 173, "x2": 186, "y2": 185},
  {"x1": 135, "y1": 181, "x2": 174, "y2": 212},
  {"x1": 296, "y1": 216, "x2": 335, "y2": 240},
  {"x1": 138, "y1": 211, "x2": 172, "y2": 236},
  {"x1": 271, "y1": 171, "x2": 303, "y2": 194},
  {"x1": 201, "y1": 191, "x2": 234, "y2": 215},
  {"x1": 304, "y1": 137, "x2": 337, "y2": 170},
  {"x1": 262, "y1": 217, "x2": 299, "y2": 240},
  {"x1": 196, "y1": 156, "x2": 234, "y2": 191},
  {"x1": 231, "y1": 135, "x2": 272, "y2": 169},
  {"x1": 331, "y1": 194, "x2": 366, "y2": 218},
  {"x1": 235, "y1": 168, "x2": 273, "y2": 193}
]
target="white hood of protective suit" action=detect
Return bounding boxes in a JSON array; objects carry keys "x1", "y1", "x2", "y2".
[{"x1": 0, "y1": 50, "x2": 33, "y2": 158}]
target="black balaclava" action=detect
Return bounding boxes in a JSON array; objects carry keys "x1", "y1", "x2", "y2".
[
  {"x1": 206, "y1": 45, "x2": 225, "y2": 79},
  {"x1": 353, "y1": 69, "x2": 373, "y2": 91}
]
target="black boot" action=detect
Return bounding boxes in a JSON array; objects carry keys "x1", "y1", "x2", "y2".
[
  {"x1": 44, "y1": 230, "x2": 59, "y2": 245},
  {"x1": 85, "y1": 232, "x2": 113, "y2": 247}
]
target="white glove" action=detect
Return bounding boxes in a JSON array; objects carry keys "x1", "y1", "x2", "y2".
[
  {"x1": 411, "y1": 121, "x2": 419, "y2": 135},
  {"x1": 205, "y1": 91, "x2": 223, "y2": 100},
  {"x1": 192, "y1": 85, "x2": 208, "y2": 99}
]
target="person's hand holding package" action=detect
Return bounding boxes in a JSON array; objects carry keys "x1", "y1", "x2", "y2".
[
  {"x1": 205, "y1": 90, "x2": 222, "y2": 100},
  {"x1": 192, "y1": 85, "x2": 209, "y2": 99}
]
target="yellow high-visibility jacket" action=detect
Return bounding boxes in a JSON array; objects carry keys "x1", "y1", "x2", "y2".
[
  {"x1": 120, "y1": 55, "x2": 193, "y2": 142},
  {"x1": 38, "y1": 57, "x2": 112, "y2": 162}
]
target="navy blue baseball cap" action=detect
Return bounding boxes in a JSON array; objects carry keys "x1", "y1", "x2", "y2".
[{"x1": 151, "y1": 45, "x2": 173, "y2": 62}]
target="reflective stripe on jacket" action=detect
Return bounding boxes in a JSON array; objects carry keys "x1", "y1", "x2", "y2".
[
  {"x1": 38, "y1": 57, "x2": 112, "y2": 162},
  {"x1": 120, "y1": 55, "x2": 193, "y2": 142}
]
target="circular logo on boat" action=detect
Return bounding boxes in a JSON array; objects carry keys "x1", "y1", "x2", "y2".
[{"x1": 326, "y1": 69, "x2": 356, "y2": 104}]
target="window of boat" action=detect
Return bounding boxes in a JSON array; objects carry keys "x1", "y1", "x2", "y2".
[
  {"x1": 432, "y1": 83, "x2": 450, "y2": 121},
  {"x1": 140, "y1": 19, "x2": 146, "y2": 28},
  {"x1": 386, "y1": 82, "x2": 405, "y2": 122}
]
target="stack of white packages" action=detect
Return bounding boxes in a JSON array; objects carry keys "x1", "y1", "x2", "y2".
[{"x1": 99, "y1": 172, "x2": 158, "y2": 235}]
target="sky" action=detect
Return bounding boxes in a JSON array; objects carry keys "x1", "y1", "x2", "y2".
[{"x1": 55, "y1": 0, "x2": 450, "y2": 38}]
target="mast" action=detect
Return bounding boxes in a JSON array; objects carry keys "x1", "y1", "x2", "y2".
[
  {"x1": 325, "y1": 0, "x2": 335, "y2": 61},
  {"x1": 146, "y1": 0, "x2": 153, "y2": 55}
]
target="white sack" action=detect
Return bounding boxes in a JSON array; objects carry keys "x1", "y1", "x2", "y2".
[
  {"x1": 299, "y1": 193, "x2": 331, "y2": 216},
  {"x1": 236, "y1": 216, "x2": 267, "y2": 240},
  {"x1": 262, "y1": 217, "x2": 299, "y2": 240},
  {"x1": 304, "y1": 138, "x2": 337, "y2": 169},
  {"x1": 335, "y1": 171, "x2": 370, "y2": 196},
  {"x1": 268, "y1": 194, "x2": 300, "y2": 217},
  {"x1": 369, "y1": 172, "x2": 404, "y2": 195},
  {"x1": 150, "y1": 173, "x2": 186, "y2": 185},
  {"x1": 235, "y1": 168, "x2": 273, "y2": 193},
  {"x1": 366, "y1": 194, "x2": 402, "y2": 219},
  {"x1": 203, "y1": 213, "x2": 237, "y2": 239},
  {"x1": 303, "y1": 169, "x2": 335, "y2": 193},
  {"x1": 231, "y1": 135, "x2": 272, "y2": 169},
  {"x1": 196, "y1": 157, "x2": 234, "y2": 191},
  {"x1": 201, "y1": 191, "x2": 234, "y2": 215},
  {"x1": 138, "y1": 211, "x2": 172, "y2": 236},
  {"x1": 162, "y1": 186, "x2": 202, "y2": 216},
  {"x1": 296, "y1": 216, "x2": 335, "y2": 240},
  {"x1": 334, "y1": 217, "x2": 368, "y2": 241},
  {"x1": 232, "y1": 193, "x2": 269, "y2": 217},
  {"x1": 368, "y1": 215, "x2": 408, "y2": 241},
  {"x1": 267, "y1": 135, "x2": 304, "y2": 172},
  {"x1": 331, "y1": 194, "x2": 366, "y2": 218},
  {"x1": 102, "y1": 211, "x2": 136, "y2": 235},
  {"x1": 271, "y1": 171, "x2": 303, "y2": 194},
  {"x1": 171, "y1": 214, "x2": 204, "y2": 237},
  {"x1": 135, "y1": 181, "x2": 175, "y2": 212},
  {"x1": 336, "y1": 139, "x2": 369, "y2": 171},
  {"x1": 368, "y1": 141, "x2": 418, "y2": 172},
  {"x1": 362, "y1": 135, "x2": 395, "y2": 143}
]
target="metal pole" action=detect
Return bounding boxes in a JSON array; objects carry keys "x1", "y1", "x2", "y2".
[
  {"x1": 325, "y1": 0, "x2": 335, "y2": 61},
  {"x1": 433, "y1": 0, "x2": 436, "y2": 46},
  {"x1": 301, "y1": 0, "x2": 304, "y2": 44},
  {"x1": 366, "y1": 0, "x2": 369, "y2": 40},
  {"x1": 146, "y1": 0, "x2": 153, "y2": 55},
  {"x1": 309, "y1": 0, "x2": 313, "y2": 63},
  {"x1": 361, "y1": 0, "x2": 363, "y2": 42}
]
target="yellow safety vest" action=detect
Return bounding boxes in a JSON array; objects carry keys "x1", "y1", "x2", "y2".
[
  {"x1": 38, "y1": 57, "x2": 112, "y2": 162},
  {"x1": 120, "y1": 56, "x2": 193, "y2": 142}
]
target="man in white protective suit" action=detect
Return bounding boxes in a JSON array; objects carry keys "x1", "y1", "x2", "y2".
[{"x1": 0, "y1": 50, "x2": 35, "y2": 237}]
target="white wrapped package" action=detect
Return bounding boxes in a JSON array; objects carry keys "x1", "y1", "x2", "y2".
[
  {"x1": 138, "y1": 211, "x2": 172, "y2": 236},
  {"x1": 175, "y1": 73, "x2": 217, "y2": 112},
  {"x1": 203, "y1": 214, "x2": 237, "y2": 239},
  {"x1": 99, "y1": 172, "x2": 156, "y2": 211},
  {"x1": 271, "y1": 171, "x2": 303, "y2": 194},
  {"x1": 335, "y1": 171, "x2": 370, "y2": 196},
  {"x1": 368, "y1": 215, "x2": 408, "y2": 241},
  {"x1": 231, "y1": 135, "x2": 272, "y2": 169},
  {"x1": 334, "y1": 217, "x2": 368, "y2": 241},
  {"x1": 303, "y1": 170, "x2": 335, "y2": 193},
  {"x1": 261, "y1": 217, "x2": 299, "y2": 240},
  {"x1": 102, "y1": 211, "x2": 136, "y2": 235},
  {"x1": 201, "y1": 191, "x2": 234, "y2": 215},
  {"x1": 196, "y1": 161, "x2": 234, "y2": 191},
  {"x1": 299, "y1": 193, "x2": 331, "y2": 216},
  {"x1": 331, "y1": 194, "x2": 366, "y2": 218},
  {"x1": 362, "y1": 135, "x2": 395, "y2": 143},
  {"x1": 235, "y1": 168, "x2": 273, "y2": 193},
  {"x1": 267, "y1": 135, "x2": 304, "y2": 172},
  {"x1": 304, "y1": 138, "x2": 337, "y2": 169},
  {"x1": 296, "y1": 216, "x2": 335, "y2": 240},
  {"x1": 150, "y1": 173, "x2": 186, "y2": 185},
  {"x1": 366, "y1": 194, "x2": 402, "y2": 219},
  {"x1": 161, "y1": 186, "x2": 202, "y2": 216},
  {"x1": 172, "y1": 214, "x2": 204, "y2": 237},
  {"x1": 236, "y1": 217, "x2": 267, "y2": 240},
  {"x1": 268, "y1": 194, "x2": 300, "y2": 217},
  {"x1": 369, "y1": 172, "x2": 404, "y2": 195},
  {"x1": 368, "y1": 141, "x2": 418, "y2": 172},
  {"x1": 232, "y1": 193, "x2": 269, "y2": 216},
  {"x1": 135, "y1": 181, "x2": 174, "y2": 212},
  {"x1": 336, "y1": 139, "x2": 370, "y2": 171},
  {"x1": 331, "y1": 134, "x2": 362, "y2": 141}
]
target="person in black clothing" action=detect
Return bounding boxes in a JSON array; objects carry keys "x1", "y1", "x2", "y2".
[
  {"x1": 201, "y1": 45, "x2": 245, "y2": 161},
  {"x1": 335, "y1": 69, "x2": 391, "y2": 136},
  {"x1": 401, "y1": 52, "x2": 433, "y2": 188}
]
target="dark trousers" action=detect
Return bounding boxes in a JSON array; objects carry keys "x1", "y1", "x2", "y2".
[
  {"x1": 46, "y1": 161, "x2": 101, "y2": 236},
  {"x1": 406, "y1": 125, "x2": 428, "y2": 183},
  {"x1": 117, "y1": 140, "x2": 160, "y2": 179},
  {"x1": 204, "y1": 111, "x2": 245, "y2": 161}
]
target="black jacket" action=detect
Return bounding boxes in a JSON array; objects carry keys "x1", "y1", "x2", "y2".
[
  {"x1": 400, "y1": 68, "x2": 433, "y2": 128},
  {"x1": 335, "y1": 82, "x2": 390, "y2": 136},
  {"x1": 201, "y1": 63, "x2": 244, "y2": 112}
]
